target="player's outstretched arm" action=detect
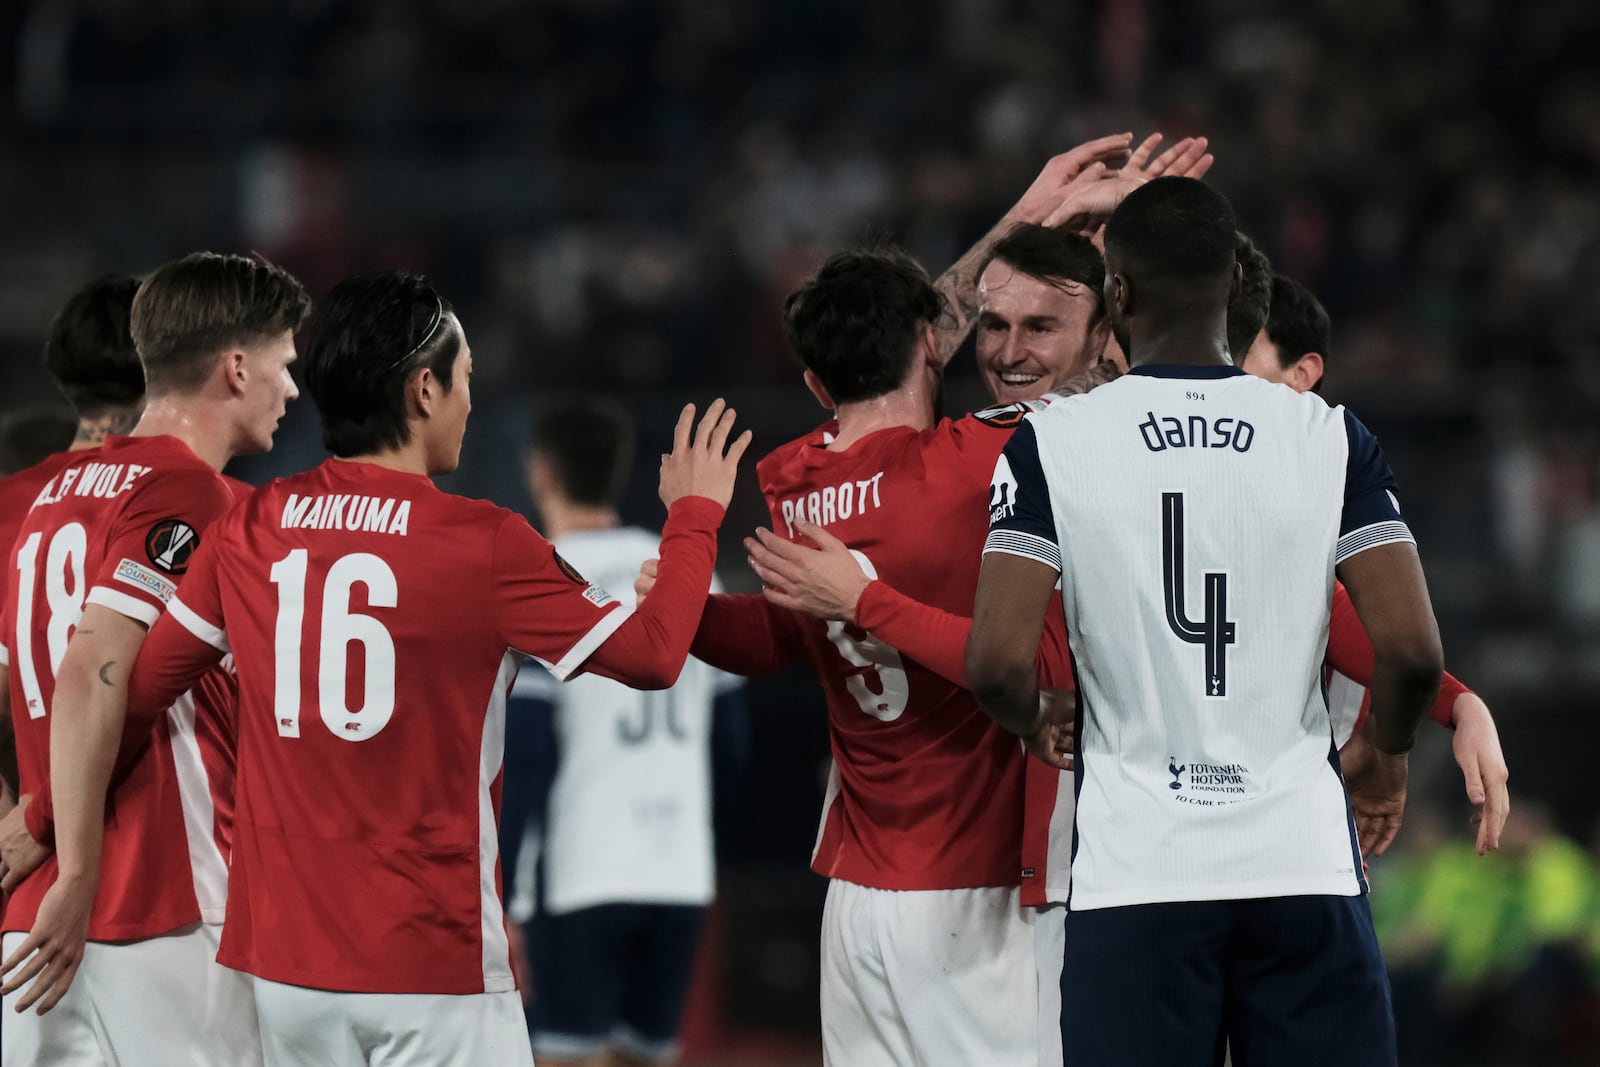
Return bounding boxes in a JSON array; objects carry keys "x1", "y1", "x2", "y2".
[
  {"x1": 579, "y1": 401, "x2": 752, "y2": 688},
  {"x1": 967, "y1": 552, "x2": 1059, "y2": 736},
  {"x1": 1336, "y1": 542, "x2": 1444, "y2": 857},
  {"x1": 0, "y1": 606, "x2": 145, "y2": 1013}
]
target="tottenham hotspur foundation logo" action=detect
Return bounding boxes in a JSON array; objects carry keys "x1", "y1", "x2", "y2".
[{"x1": 145, "y1": 519, "x2": 199, "y2": 575}]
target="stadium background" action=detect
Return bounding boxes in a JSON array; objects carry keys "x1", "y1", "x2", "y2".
[{"x1": 0, "y1": 1, "x2": 1596, "y2": 1064}]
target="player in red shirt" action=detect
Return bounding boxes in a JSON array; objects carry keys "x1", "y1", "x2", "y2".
[
  {"x1": 0, "y1": 276, "x2": 146, "y2": 812},
  {"x1": 651, "y1": 247, "x2": 1073, "y2": 1066},
  {"x1": 64, "y1": 271, "x2": 747, "y2": 1067},
  {"x1": 0, "y1": 253, "x2": 309, "y2": 1066}
]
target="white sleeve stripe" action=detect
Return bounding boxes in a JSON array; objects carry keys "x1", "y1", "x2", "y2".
[
  {"x1": 86, "y1": 586, "x2": 162, "y2": 627},
  {"x1": 1335, "y1": 521, "x2": 1415, "y2": 564},
  {"x1": 544, "y1": 603, "x2": 634, "y2": 681},
  {"x1": 169, "y1": 596, "x2": 230, "y2": 653},
  {"x1": 983, "y1": 529, "x2": 1063, "y2": 573}
]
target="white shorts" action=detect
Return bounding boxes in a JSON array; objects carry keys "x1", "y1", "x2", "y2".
[
  {"x1": 252, "y1": 976, "x2": 534, "y2": 1067},
  {"x1": 820, "y1": 880, "x2": 1038, "y2": 1067},
  {"x1": 1, "y1": 922, "x2": 260, "y2": 1067}
]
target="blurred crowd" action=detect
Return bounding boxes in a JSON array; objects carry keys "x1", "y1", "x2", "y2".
[{"x1": 0, "y1": 3, "x2": 1597, "y2": 1059}]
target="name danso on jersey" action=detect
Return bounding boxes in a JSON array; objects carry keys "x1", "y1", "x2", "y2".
[{"x1": 268, "y1": 549, "x2": 398, "y2": 742}]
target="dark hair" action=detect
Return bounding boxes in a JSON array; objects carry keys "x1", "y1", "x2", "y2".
[
  {"x1": 131, "y1": 253, "x2": 310, "y2": 394},
  {"x1": 1264, "y1": 274, "x2": 1333, "y2": 394},
  {"x1": 43, "y1": 274, "x2": 146, "y2": 417},
  {"x1": 0, "y1": 405, "x2": 78, "y2": 476},
  {"x1": 302, "y1": 271, "x2": 463, "y2": 457},
  {"x1": 530, "y1": 399, "x2": 635, "y2": 508},
  {"x1": 1104, "y1": 177, "x2": 1238, "y2": 283},
  {"x1": 1228, "y1": 233, "x2": 1274, "y2": 358},
  {"x1": 783, "y1": 246, "x2": 941, "y2": 405},
  {"x1": 987, "y1": 224, "x2": 1106, "y2": 322}
]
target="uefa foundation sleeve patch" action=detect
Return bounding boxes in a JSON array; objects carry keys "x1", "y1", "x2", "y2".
[{"x1": 115, "y1": 558, "x2": 178, "y2": 603}]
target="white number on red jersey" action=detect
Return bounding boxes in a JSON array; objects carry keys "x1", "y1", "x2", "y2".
[
  {"x1": 270, "y1": 549, "x2": 398, "y2": 742},
  {"x1": 13, "y1": 523, "x2": 88, "y2": 719},
  {"x1": 823, "y1": 550, "x2": 909, "y2": 721}
]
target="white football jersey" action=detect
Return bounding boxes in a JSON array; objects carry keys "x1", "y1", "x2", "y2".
[
  {"x1": 509, "y1": 526, "x2": 739, "y2": 916},
  {"x1": 986, "y1": 365, "x2": 1414, "y2": 911}
]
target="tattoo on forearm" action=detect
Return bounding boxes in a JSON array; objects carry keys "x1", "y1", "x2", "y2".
[{"x1": 97, "y1": 662, "x2": 118, "y2": 687}]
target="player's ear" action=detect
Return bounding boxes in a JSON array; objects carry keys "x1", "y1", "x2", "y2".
[
  {"x1": 803, "y1": 369, "x2": 835, "y2": 412},
  {"x1": 221, "y1": 348, "x2": 249, "y2": 398},
  {"x1": 1290, "y1": 352, "x2": 1325, "y2": 394},
  {"x1": 1110, "y1": 273, "x2": 1133, "y2": 318},
  {"x1": 1228, "y1": 262, "x2": 1243, "y2": 304},
  {"x1": 405, "y1": 366, "x2": 435, "y2": 419},
  {"x1": 919, "y1": 322, "x2": 940, "y2": 367}
]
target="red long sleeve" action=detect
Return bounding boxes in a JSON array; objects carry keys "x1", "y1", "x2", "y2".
[
  {"x1": 581, "y1": 497, "x2": 724, "y2": 687},
  {"x1": 1327, "y1": 581, "x2": 1465, "y2": 729},
  {"x1": 689, "y1": 593, "x2": 806, "y2": 677},
  {"x1": 855, "y1": 580, "x2": 1075, "y2": 691}
]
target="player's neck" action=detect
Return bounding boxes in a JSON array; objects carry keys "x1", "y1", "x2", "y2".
[
  {"x1": 341, "y1": 440, "x2": 433, "y2": 478},
  {"x1": 1127, "y1": 314, "x2": 1232, "y2": 369},
  {"x1": 131, "y1": 396, "x2": 234, "y2": 471},
  {"x1": 829, "y1": 392, "x2": 936, "y2": 451},
  {"x1": 68, "y1": 410, "x2": 135, "y2": 451},
  {"x1": 536, "y1": 498, "x2": 619, "y2": 542}
]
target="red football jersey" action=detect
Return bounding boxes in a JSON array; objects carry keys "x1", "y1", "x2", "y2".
[
  {"x1": 1, "y1": 436, "x2": 234, "y2": 939},
  {"x1": 753, "y1": 407, "x2": 1039, "y2": 891},
  {"x1": 149, "y1": 459, "x2": 711, "y2": 995}
]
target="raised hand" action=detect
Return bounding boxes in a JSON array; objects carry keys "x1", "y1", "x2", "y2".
[
  {"x1": 1040, "y1": 162, "x2": 1147, "y2": 233},
  {"x1": 658, "y1": 399, "x2": 753, "y2": 510},
  {"x1": 1006, "y1": 134, "x2": 1137, "y2": 226},
  {"x1": 745, "y1": 521, "x2": 870, "y2": 622},
  {"x1": 1125, "y1": 133, "x2": 1215, "y2": 181}
]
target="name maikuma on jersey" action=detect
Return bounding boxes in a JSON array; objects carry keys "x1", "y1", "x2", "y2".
[
  {"x1": 33, "y1": 461, "x2": 152, "y2": 507},
  {"x1": 280, "y1": 493, "x2": 412, "y2": 536},
  {"x1": 776, "y1": 472, "x2": 884, "y2": 537}
]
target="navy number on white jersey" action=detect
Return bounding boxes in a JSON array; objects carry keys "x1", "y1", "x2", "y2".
[{"x1": 1161, "y1": 492, "x2": 1236, "y2": 697}]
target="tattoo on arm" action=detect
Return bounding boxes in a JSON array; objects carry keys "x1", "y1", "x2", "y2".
[
  {"x1": 1048, "y1": 362, "x2": 1123, "y2": 399},
  {"x1": 98, "y1": 662, "x2": 118, "y2": 688},
  {"x1": 932, "y1": 221, "x2": 1007, "y2": 362}
]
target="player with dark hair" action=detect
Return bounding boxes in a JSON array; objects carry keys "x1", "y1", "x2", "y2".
[
  {"x1": 646, "y1": 244, "x2": 1077, "y2": 1066},
  {"x1": 79, "y1": 270, "x2": 746, "y2": 1066},
  {"x1": 1243, "y1": 273, "x2": 1334, "y2": 394},
  {"x1": 0, "y1": 407, "x2": 79, "y2": 478},
  {"x1": 976, "y1": 224, "x2": 1112, "y2": 405},
  {"x1": 501, "y1": 397, "x2": 746, "y2": 1067},
  {"x1": 0, "y1": 252, "x2": 308, "y2": 1065},
  {"x1": 968, "y1": 177, "x2": 1442, "y2": 1065},
  {"x1": 1229, "y1": 233, "x2": 1274, "y2": 360}
]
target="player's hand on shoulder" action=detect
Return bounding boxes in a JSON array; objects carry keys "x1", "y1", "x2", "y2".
[
  {"x1": 634, "y1": 558, "x2": 660, "y2": 603},
  {"x1": 659, "y1": 398, "x2": 753, "y2": 510},
  {"x1": 0, "y1": 795, "x2": 52, "y2": 894},
  {"x1": 1025, "y1": 688, "x2": 1076, "y2": 771},
  {"x1": 1339, "y1": 727, "x2": 1409, "y2": 858},
  {"x1": 745, "y1": 521, "x2": 867, "y2": 622},
  {"x1": 1449, "y1": 692, "x2": 1509, "y2": 854}
]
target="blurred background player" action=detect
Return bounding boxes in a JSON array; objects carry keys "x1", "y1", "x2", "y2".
[
  {"x1": 0, "y1": 275, "x2": 146, "y2": 810},
  {"x1": 0, "y1": 407, "x2": 79, "y2": 480},
  {"x1": 0, "y1": 253, "x2": 308, "y2": 1065},
  {"x1": 105, "y1": 271, "x2": 749, "y2": 1067},
  {"x1": 501, "y1": 398, "x2": 748, "y2": 1067}
]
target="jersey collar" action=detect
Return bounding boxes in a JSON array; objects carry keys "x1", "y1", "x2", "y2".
[{"x1": 1128, "y1": 364, "x2": 1247, "y2": 379}]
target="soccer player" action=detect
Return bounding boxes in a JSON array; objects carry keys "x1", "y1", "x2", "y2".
[
  {"x1": 967, "y1": 177, "x2": 1444, "y2": 1066},
  {"x1": 65, "y1": 270, "x2": 746, "y2": 1067},
  {"x1": 0, "y1": 253, "x2": 308, "y2": 1065},
  {"x1": 503, "y1": 398, "x2": 746, "y2": 1067},
  {"x1": 667, "y1": 247, "x2": 1077, "y2": 1067}
]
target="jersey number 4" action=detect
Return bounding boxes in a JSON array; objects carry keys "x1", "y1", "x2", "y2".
[
  {"x1": 1161, "y1": 492, "x2": 1236, "y2": 697},
  {"x1": 270, "y1": 550, "x2": 396, "y2": 742}
]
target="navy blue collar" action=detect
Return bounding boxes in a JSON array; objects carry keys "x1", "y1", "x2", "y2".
[{"x1": 1128, "y1": 364, "x2": 1246, "y2": 379}]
